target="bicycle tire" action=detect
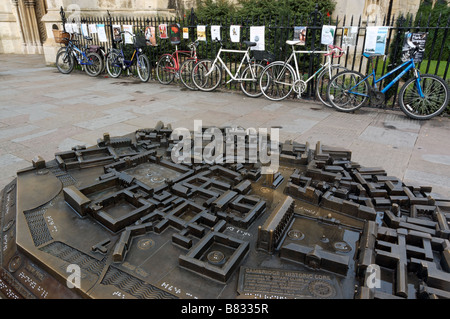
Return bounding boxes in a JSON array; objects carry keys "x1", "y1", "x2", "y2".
[
  {"x1": 192, "y1": 59, "x2": 222, "y2": 92},
  {"x1": 156, "y1": 54, "x2": 176, "y2": 85},
  {"x1": 85, "y1": 52, "x2": 103, "y2": 77},
  {"x1": 179, "y1": 59, "x2": 197, "y2": 90},
  {"x1": 240, "y1": 63, "x2": 265, "y2": 98},
  {"x1": 316, "y1": 65, "x2": 348, "y2": 107},
  {"x1": 106, "y1": 51, "x2": 122, "y2": 78},
  {"x1": 327, "y1": 70, "x2": 369, "y2": 112},
  {"x1": 55, "y1": 49, "x2": 74, "y2": 74},
  {"x1": 259, "y1": 61, "x2": 296, "y2": 101},
  {"x1": 137, "y1": 54, "x2": 151, "y2": 82},
  {"x1": 398, "y1": 74, "x2": 449, "y2": 120}
]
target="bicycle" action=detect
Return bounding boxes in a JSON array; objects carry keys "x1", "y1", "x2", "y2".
[
  {"x1": 56, "y1": 33, "x2": 108, "y2": 74},
  {"x1": 55, "y1": 35, "x2": 103, "y2": 77},
  {"x1": 191, "y1": 39, "x2": 266, "y2": 98},
  {"x1": 156, "y1": 40, "x2": 200, "y2": 90},
  {"x1": 105, "y1": 30, "x2": 151, "y2": 82},
  {"x1": 326, "y1": 47, "x2": 449, "y2": 120},
  {"x1": 258, "y1": 41, "x2": 346, "y2": 106}
]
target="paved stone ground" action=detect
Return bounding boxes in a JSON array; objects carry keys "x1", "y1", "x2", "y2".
[{"x1": 0, "y1": 54, "x2": 449, "y2": 198}]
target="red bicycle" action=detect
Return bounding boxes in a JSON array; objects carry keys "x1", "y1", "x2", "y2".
[{"x1": 156, "y1": 40, "x2": 199, "y2": 90}]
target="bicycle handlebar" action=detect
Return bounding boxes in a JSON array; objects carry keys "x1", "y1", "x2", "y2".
[
  {"x1": 119, "y1": 31, "x2": 135, "y2": 37},
  {"x1": 213, "y1": 38, "x2": 224, "y2": 46},
  {"x1": 189, "y1": 39, "x2": 200, "y2": 48},
  {"x1": 324, "y1": 45, "x2": 345, "y2": 58}
]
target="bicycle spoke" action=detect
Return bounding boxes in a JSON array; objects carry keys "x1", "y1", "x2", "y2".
[
  {"x1": 156, "y1": 55, "x2": 176, "y2": 85},
  {"x1": 399, "y1": 74, "x2": 449, "y2": 120},
  {"x1": 192, "y1": 60, "x2": 221, "y2": 91},
  {"x1": 241, "y1": 63, "x2": 264, "y2": 98},
  {"x1": 327, "y1": 71, "x2": 368, "y2": 112},
  {"x1": 260, "y1": 63, "x2": 294, "y2": 101},
  {"x1": 180, "y1": 59, "x2": 197, "y2": 90}
]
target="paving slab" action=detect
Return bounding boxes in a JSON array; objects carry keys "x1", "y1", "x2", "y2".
[{"x1": 0, "y1": 53, "x2": 449, "y2": 199}]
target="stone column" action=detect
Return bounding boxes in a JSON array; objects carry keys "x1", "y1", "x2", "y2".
[
  {"x1": 24, "y1": 0, "x2": 43, "y2": 53},
  {"x1": 41, "y1": 1, "x2": 65, "y2": 65},
  {"x1": 10, "y1": 0, "x2": 27, "y2": 52}
]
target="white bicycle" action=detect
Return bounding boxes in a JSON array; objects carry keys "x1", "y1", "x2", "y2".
[
  {"x1": 259, "y1": 41, "x2": 346, "y2": 106},
  {"x1": 191, "y1": 39, "x2": 265, "y2": 98}
]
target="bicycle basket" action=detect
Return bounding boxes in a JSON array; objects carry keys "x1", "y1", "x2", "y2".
[
  {"x1": 53, "y1": 29, "x2": 72, "y2": 45},
  {"x1": 252, "y1": 50, "x2": 275, "y2": 63},
  {"x1": 134, "y1": 34, "x2": 147, "y2": 48}
]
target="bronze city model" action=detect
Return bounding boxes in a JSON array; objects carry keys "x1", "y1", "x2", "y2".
[{"x1": 0, "y1": 122, "x2": 449, "y2": 299}]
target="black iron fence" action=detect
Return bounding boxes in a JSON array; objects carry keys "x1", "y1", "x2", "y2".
[{"x1": 58, "y1": 6, "x2": 450, "y2": 109}]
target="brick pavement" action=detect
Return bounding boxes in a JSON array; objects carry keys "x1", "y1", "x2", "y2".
[{"x1": 0, "y1": 53, "x2": 449, "y2": 197}]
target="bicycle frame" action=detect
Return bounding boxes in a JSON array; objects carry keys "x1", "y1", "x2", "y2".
[
  {"x1": 164, "y1": 45, "x2": 197, "y2": 72},
  {"x1": 272, "y1": 46, "x2": 337, "y2": 86},
  {"x1": 347, "y1": 57, "x2": 425, "y2": 98},
  {"x1": 209, "y1": 47, "x2": 257, "y2": 83},
  {"x1": 112, "y1": 31, "x2": 146, "y2": 70},
  {"x1": 68, "y1": 42, "x2": 92, "y2": 66}
]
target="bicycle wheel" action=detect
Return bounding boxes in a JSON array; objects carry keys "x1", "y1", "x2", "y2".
[
  {"x1": 179, "y1": 59, "x2": 197, "y2": 90},
  {"x1": 316, "y1": 65, "x2": 347, "y2": 107},
  {"x1": 137, "y1": 54, "x2": 151, "y2": 82},
  {"x1": 240, "y1": 63, "x2": 265, "y2": 98},
  {"x1": 192, "y1": 59, "x2": 222, "y2": 92},
  {"x1": 156, "y1": 54, "x2": 176, "y2": 85},
  {"x1": 259, "y1": 62, "x2": 296, "y2": 101},
  {"x1": 106, "y1": 51, "x2": 122, "y2": 78},
  {"x1": 85, "y1": 52, "x2": 103, "y2": 77},
  {"x1": 398, "y1": 74, "x2": 449, "y2": 120},
  {"x1": 55, "y1": 49, "x2": 74, "y2": 74},
  {"x1": 327, "y1": 71, "x2": 369, "y2": 112}
]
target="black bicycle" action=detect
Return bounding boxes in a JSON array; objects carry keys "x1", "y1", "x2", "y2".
[{"x1": 105, "y1": 31, "x2": 151, "y2": 82}]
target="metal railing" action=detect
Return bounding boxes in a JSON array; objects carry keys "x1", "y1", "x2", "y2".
[{"x1": 59, "y1": 6, "x2": 450, "y2": 109}]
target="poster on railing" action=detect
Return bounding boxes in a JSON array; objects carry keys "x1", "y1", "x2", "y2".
[
  {"x1": 183, "y1": 27, "x2": 189, "y2": 39},
  {"x1": 211, "y1": 25, "x2": 221, "y2": 42},
  {"x1": 81, "y1": 24, "x2": 88, "y2": 37},
  {"x1": 64, "y1": 23, "x2": 73, "y2": 34},
  {"x1": 321, "y1": 25, "x2": 336, "y2": 45},
  {"x1": 113, "y1": 25, "x2": 121, "y2": 41},
  {"x1": 402, "y1": 32, "x2": 427, "y2": 63},
  {"x1": 169, "y1": 23, "x2": 181, "y2": 45},
  {"x1": 230, "y1": 25, "x2": 240, "y2": 43},
  {"x1": 293, "y1": 26, "x2": 307, "y2": 45},
  {"x1": 89, "y1": 24, "x2": 97, "y2": 34},
  {"x1": 71, "y1": 23, "x2": 79, "y2": 35},
  {"x1": 123, "y1": 25, "x2": 134, "y2": 44},
  {"x1": 159, "y1": 24, "x2": 168, "y2": 39},
  {"x1": 97, "y1": 24, "x2": 108, "y2": 42},
  {"x1": 250, "y1": 26, "x2": 265, "y2": 51},
  {"x1": 342, "y1": 26, "x2": 358, "y2": 46},
  {"x1": 145, "y1": 26, "x2": 157, "y2": 46},
  {"x1": 197, "y1": 25, "x2": 206, "y2": 41},
  {"x1": 364, "y1": 26, "x2": 389, "y2": 55}
]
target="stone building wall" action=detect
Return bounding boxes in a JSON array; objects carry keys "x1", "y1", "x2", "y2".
[
  {"x1": 333, "y1": 0, "x2": 422, "y2": 23},
  {"x1": 0, "y1": 0, "x2": 425, "y2": 63}
]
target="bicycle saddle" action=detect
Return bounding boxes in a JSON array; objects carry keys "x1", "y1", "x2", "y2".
[
  {"x1": 363, "y1": 52, "x2": 384, "y2": 59},
  {"x1": 243, "y1": 41, "x2": 257, "y2": 47},
  {"x1": 286, "y1": 40, "x2": 301, "y2": 46},
  {"x1": 84, "y1": 36, "x2": 93, "y2": 41}
]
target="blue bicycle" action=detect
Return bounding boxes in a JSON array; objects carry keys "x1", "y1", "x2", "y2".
[
  {"x1": 55, "y1": 36, "x2": 103, "y2": 77},
  {"x1": 327, "y1": 47, "x2": 449, "y2": 120}
]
